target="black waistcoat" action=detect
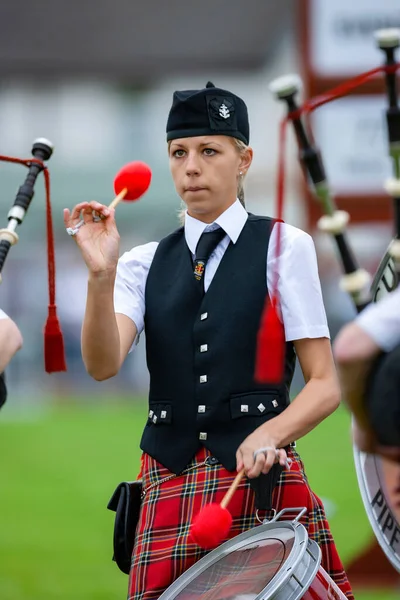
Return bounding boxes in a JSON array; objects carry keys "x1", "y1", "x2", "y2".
[{"x1": 142, "y1": 214, "x2": 295, "y2": 474}]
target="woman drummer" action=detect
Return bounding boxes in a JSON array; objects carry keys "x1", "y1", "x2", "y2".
[{"x1": 64, "y1": 81, "x2": 353, "y2": 599}]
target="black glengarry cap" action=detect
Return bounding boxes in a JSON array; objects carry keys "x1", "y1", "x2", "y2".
[{"x1": 166, "y1": 81, "x2": 249, "y2": 145}]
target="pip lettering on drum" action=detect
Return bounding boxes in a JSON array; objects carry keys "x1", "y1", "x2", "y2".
[{"x1": 372, "y1": 253, "x2": 397, "y2": 303}]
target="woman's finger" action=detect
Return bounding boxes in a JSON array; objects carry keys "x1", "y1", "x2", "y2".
[
  {"x1": 88, "y1": 200, "x2": 111, "y2": 217},
  {"x1": 276, "y1": 448, "x2": 287, "y2": 466},
  {"x1": 247, "y1": 451, "x2": 266, "y2": 478},
  {"x1": 236, "y1": 449, "x2": 244, "y2": 473},
  {"x1": 80, "y1": 204, "x2": 99, "y2": 224},
  {"x1": 261, "y1": 448, "x2": 277, "y2": 475},
  {"x1": 241, "y1": 446, "x2": 257, "y2": 475},
  {"x1": 63, "y1": 208, "x2": 71, "y2": 228},
  {"x1": 69, "y1": 202, "x2": 91, "y2": 222}
]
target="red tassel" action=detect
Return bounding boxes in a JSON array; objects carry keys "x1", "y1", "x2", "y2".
[
  {"x1": 43, "y1": 168, "x2": 67, "y2": 373},
  {"x1": 44, "y1": 305, "x2": 67, "y2": 373},
  {"x1": 254, "y1": 116, "x2": 287, "y2": 385},
  {"x1": 255, "y1": 297, "x2": 285, "y2": 384}
]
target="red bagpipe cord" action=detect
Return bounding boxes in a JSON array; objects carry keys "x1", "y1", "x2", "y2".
[
  {"x1": 255, "y1": 62, "x2": 400, "y2": 384},
  {"x1": 0, "y1": 155, "x2": 66, "y2": 373}
]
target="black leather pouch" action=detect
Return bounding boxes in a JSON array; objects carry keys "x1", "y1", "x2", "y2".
[{"x1": 107, "y1": 480, "x2": 143, "y2": 575}]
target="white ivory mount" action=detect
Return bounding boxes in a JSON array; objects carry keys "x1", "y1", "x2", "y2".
[
  {"x1": 269, "y1": 74, "x2": 302, "y2": 99},
  {"x1": 317, "y1": 210, "x2": 350, "y2": 235},
  {"x1": 0, "y1": 229, "x2": 19, "y2": 245},
  {"x1": 339, "y1": 269, "x2": 372, "y2": 295}
]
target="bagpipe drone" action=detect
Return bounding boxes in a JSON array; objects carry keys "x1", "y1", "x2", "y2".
[
  {"x1": 268, "y1": 28, "x2": 400, "y2": 574},
  {"x1": 0, "y1": 138, "x2": 66, "y2": 399}
]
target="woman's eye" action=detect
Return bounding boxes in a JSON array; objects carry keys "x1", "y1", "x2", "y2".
[
  {"x1": 173, "y1": 149, "x2": 185, "y2": 158},
  {"x1": 203, "y1": 148, "x2": 216, "y2": 156}
]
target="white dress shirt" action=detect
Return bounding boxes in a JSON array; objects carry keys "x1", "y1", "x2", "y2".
[
  {"x1": 0, "y1": 309, "x2": 8, "y2": 320},
  {"x1": 114, "y1": 200, "x2": 330, "y2": 343},
  {"x1": 356, "y1": 285, "x2": 400, "y2": 352}
]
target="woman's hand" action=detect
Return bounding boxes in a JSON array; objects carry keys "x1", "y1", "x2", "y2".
[
  {"x1": 63, "y1": 201, "x2": 120, "y2": 275},
  {"x1": 236, "y1": 425, "x2": 289, "y2": 478}
]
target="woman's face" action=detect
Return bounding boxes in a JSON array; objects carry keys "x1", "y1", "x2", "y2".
[{"x1": 169, "y1": 135, "x2": 250, "y2": 223}]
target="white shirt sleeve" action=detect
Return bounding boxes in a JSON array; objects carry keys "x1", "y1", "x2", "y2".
[
  {"x1": 355, "y1": 286, "x2": 400, "y2": 352},
  {"x1": 268, "y1": 223, "x2": 330, "y2": 342},
  {"x1": 113, "y1": 242, "x2": 158, "y2": 336},
  {"x1": 0, "y1": 309, "x2": 8, "y2": 320}
]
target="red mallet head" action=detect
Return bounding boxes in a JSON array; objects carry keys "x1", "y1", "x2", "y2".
[
  {"x1": 190, "y1": 503, "x2": 233, "y2": 550},
  {"x1": 113, "y1": 160, "x2": 152, "y2": 203}
]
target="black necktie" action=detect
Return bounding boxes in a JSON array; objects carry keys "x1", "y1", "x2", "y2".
[{"x1": 193, "y1": 227, "x2": 226, "y2": 290}]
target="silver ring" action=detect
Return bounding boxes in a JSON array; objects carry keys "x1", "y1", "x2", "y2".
[
  {"x1": 66, "y1": 219, "x2": 85, "y2": 236},
  {"x1": 66, "y1": 226, "x2": 79, "y2": 236},
  {"x1": 253, "y1": 446, "x2": 278, "y2": 460},
  {"x1": 92, "y1": 209, "x2": 105, "y2": 222}
]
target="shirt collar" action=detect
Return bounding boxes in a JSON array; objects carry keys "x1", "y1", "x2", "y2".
[{"x1": 184, "y1": 200, "x2": 248, "y2": 254}]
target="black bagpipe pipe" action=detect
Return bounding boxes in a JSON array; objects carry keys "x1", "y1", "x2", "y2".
[
  {"x1": 269, "y1": 77, "x2": 373, "y2": 313},
  {"x1": 269, "y1": 29, "x2": 400, "y2": 448},
  {"x1": 0, "y1": 138, "x2": 54, "y2": 276},
  {"x1": 379, "y1": 30, "x2": 400, "y2": 296},
  {"x1": 0, "y1": 138, "x2": 66, "y2": 373}
]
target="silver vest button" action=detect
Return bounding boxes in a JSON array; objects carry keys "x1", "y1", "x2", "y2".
[
  {"x1": 240, "y1": 405, "x2": 249, "y2": 413},
  {"x1": 200, "y1": 375, "x2": 207, "y2": 383},
  {"x1": 198, "y1": 405, "x2": 206, "y2": 413},
  {"x1": 199, "y1": 432, "x2": 207, "y2": 440},
  {"x1": 200, "y1": 312, "x2": 208, "y2": 320},
  {"x1": 200, "y1": 344, "x2": 208, "y2": 352}
]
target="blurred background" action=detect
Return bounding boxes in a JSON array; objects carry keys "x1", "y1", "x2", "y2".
[{"x1": 0, "y1": 0, "x2": 400, "y2": 598}]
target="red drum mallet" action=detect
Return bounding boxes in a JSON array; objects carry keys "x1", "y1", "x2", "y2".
[
  {"x1": 110, "y1": 160, "x2": 152, "y2": 209},
  {"x1": 190, "y1": 468, "x2": 245, "y2": 550},
  {"x1": 71, "y1": 161, "x2": 152, "y2": 232}
]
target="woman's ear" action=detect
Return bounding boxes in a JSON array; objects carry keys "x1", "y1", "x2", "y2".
[{"x1": 239, "y1": 147, "x2": 253, "y2": 174}]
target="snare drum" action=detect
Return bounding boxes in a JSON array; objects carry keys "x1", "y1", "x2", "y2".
[{"x1": 158, "y1": 508, "x2": 347, "y2": 600}]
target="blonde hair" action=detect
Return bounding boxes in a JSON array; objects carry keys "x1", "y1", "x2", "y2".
[
  {"x1": 232, "y1": 137, "x2": 248, "y2": 208},
  {"x1": 169, "y1": 137, "x2": 250, "y2": 224}
]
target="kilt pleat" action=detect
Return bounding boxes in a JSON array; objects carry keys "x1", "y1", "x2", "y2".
[{"x1": 128, "y1": 447, "x2": 354, "y2": 600}]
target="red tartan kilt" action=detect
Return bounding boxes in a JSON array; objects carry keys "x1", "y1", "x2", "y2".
[{"x1": 128, "y1": 448, "x2": 354, "y2": 600}]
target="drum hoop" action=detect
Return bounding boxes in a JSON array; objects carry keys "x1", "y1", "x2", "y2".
[
  {"x1": 158, "y1": 519, "x2": 321, "y2": 600},
  {"x1": 352, "y1": 252, "x2": 400, "y2": 573},
  {"x1": 353, "y1": 445, "x2": 400, "y2": 572},
  {"x1": 264, "y1": 537, "x2": 321, "y2": 600}
]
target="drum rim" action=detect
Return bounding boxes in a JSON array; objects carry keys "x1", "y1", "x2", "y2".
[
  {"x1": 158, "y1": 518, "x2": 320, "y2": 599},
  {"x1": 353, "y1": 445, "x2": 400, "y2": 572},
  {"x1": 352, "y1": 252, "x2": 400, "y2": 574}
]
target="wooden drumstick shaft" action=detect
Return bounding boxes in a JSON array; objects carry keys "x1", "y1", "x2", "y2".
[
  {"x1": 220, "y1": 468, "x2": 245, "y2": 509},
  {"x1": 108, "y1": 187, "x2": 128, "y2": 210}
]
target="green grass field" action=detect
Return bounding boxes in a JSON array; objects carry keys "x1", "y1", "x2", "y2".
[{"x1": 0, "y1": 397, "x2": 398, "y2": 599}]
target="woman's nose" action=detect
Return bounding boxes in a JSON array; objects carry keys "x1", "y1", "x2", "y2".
[{"x1": 185, "y1": 152, "x2": 201, "y2": 175}]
